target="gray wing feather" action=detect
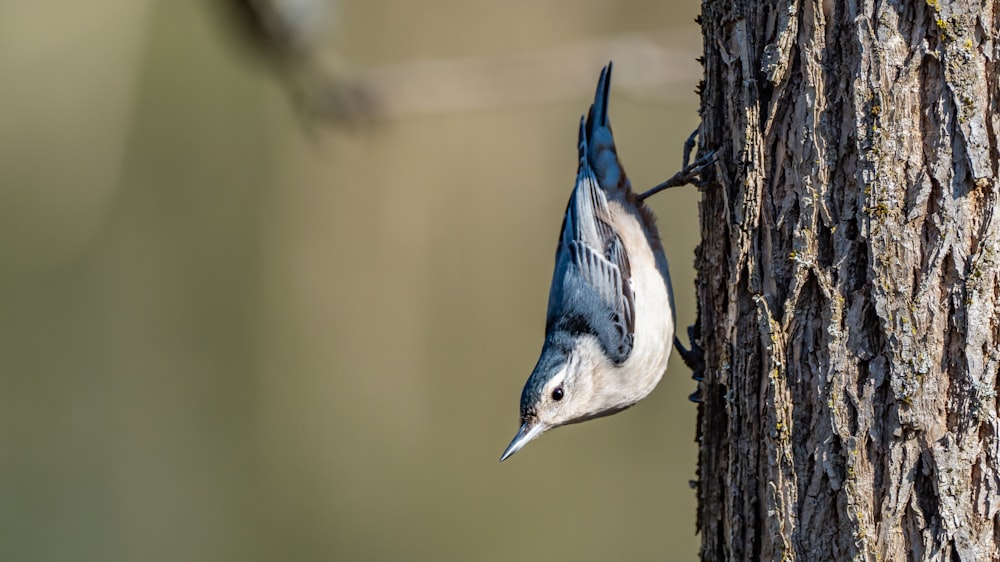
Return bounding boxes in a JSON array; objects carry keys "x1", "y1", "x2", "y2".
[{"x1": 546, "y1": 169, "x2": 635, "y2": 363}]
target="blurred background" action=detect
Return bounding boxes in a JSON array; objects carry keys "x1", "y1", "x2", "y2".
[{"x1": 0, "y1": 1, "x2": 705, "y2": 560}]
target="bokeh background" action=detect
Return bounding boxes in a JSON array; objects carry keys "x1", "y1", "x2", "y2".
[{"x1": 0, "y1": 1, "x2": 705, "y2": 560}]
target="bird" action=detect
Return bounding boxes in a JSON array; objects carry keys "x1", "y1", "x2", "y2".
[{"x1": 500, "y1": 62, "x2": 711, "y2": 462}]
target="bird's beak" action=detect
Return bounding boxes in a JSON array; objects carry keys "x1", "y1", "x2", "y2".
[{"x1": 499, "y1": 421, "x2": 546, "y2": 462}]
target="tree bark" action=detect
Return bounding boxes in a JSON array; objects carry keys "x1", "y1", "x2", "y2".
[{"x1": 692, "y1": 1, "x2": 1000, "y2": 560}]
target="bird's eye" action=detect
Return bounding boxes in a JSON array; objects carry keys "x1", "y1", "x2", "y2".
[{"x1": 551, "y1": 387, "x2": 564, "y2": 401}]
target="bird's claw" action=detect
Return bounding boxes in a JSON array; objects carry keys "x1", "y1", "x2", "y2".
[
  {"x1": 675, "y1": 324, "x2": 705, "y2": 403},
  {"x1": 638, "y1": 129, "x2": 717, "y2": 201}
]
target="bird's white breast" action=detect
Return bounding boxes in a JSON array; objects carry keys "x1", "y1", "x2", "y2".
[{"x1": 604, "y1": 200, "x2": 675, "y2": 404}]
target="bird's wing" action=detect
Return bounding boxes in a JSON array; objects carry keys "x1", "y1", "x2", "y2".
[{"x1": 545, "y1": 118, "x2": 635, "y2": 363}]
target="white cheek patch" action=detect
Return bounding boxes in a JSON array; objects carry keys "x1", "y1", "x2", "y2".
[{"x1": 546, "y1": 359, "x2": 572, "y2": 394}]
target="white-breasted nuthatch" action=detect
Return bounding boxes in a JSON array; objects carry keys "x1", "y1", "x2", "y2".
[{"x1": 500, "y1": 63, "x2": 710, "y2": 461}]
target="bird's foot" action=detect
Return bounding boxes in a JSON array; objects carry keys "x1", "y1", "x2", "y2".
[
  {"x1": 675, "y1": 324, "x2": 705, "y2": 403},
  {"x1": 638, "y1": 129, "x2": 717, "y2": 201}
]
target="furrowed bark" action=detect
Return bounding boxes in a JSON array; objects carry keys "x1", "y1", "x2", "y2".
[{"x1": 692, "y1": 1, "x2": 1000, "y2": 560}]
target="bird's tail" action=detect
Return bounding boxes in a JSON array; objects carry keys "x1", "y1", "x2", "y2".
[{"x1": 580, "y1": 62, "x2": 629, "y2": 194}]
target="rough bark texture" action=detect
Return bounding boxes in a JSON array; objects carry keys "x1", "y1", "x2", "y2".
[{"x1": 693, "y1": 1, "x2": 1000, "y2": 560}]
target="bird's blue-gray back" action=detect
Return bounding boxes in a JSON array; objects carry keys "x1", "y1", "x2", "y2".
[{"x1": 539, "y1": 64, "x2": 636, "y2": 372}]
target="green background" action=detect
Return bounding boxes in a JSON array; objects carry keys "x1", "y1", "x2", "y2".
[{"x1": 0, "y1": 1, "x2": 704, "y2": 560}]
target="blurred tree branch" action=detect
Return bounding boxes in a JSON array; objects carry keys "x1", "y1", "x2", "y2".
[{"x1": 212, "y1": 2, "x2": 702, "y2": 123}]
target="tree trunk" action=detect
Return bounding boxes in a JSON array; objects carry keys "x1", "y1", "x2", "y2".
[{"x1": 692, "y1": 1, "x2": 1000, "y2": 560}]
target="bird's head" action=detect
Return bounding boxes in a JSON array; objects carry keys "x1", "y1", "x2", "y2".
[{"x1": 500, "y1": 333, "x2": 629, "y2": 461}]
